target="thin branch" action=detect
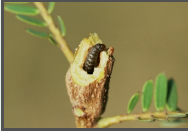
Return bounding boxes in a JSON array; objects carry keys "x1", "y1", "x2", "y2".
[
  {"x1": 96, "y1": 111, "x2": 188, "y2": 128},
  {"x1": 34, "y1": 2, "x2": 74, "y2": 64}
]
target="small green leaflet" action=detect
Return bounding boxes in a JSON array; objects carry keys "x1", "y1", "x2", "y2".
[
  {"x1": 57, "y1": 15, "x2": 66, "y2": 37},
  {"x1": 16, "y1": 15, "x2": 47, "y2": 27},
  {"x1": 166, "y1": 79, "x2": 178, "y2": 111},
  {"x1": 48, "y1": 34, "x2": 58, "y2": 45},
  {"x1": 48, "y1": 2, "x2": 55, "y2": 14},
  {"x1": 142, "y1": 80, "x2": 153, "y2": 112},
  {"x1": 154, "y1": 73, "x2": 167, "y2": 111},
  {"x1": 26, "y1": 28, "x2": 48, "y2": 38},
  {"x1": 4, "y1": 4, "x2": 39, "y2": 16},
  {"x1": 127, "y1": 92, "x2": 140, "y2": 114}
]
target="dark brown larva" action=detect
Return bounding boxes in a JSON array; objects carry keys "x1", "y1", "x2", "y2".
[{"x1": 83, "y1": 43, "x2": 106, "y2": 74}]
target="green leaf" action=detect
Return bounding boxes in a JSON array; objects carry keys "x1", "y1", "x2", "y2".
[
  {"x1": 48, "y1": 34, "x2": 58, "y2": 45},
  {"x1": 142, "y1": 80, "x2": 153, "y2": 112},
  {"x1": 4, "y1": 2, "x2": 29, "y2": 4},
  {"x1": 57, "y1": 15, "x2": 66, "y2": 37},
  {"x1": 154, "y1": 73, "x2": 167, "y2": 111},
  {"x1": 48, "y1": 2, "x2": 55, "y2": 14},
  {"x1": 16, "y1": 15, "x2": 47, "y2": 27},
  {"x1": 166, "y1": 79, "x2": 178, "y2": 111},
  {"x1": 127, "y1": 92, "x2": 140, "y2": 114},
  {"x1": 26, "y1": 28, "x2": 48, "y2": 38},
  {"x1": 4, "y1": 4, "x2": 39, "y2": 15}
]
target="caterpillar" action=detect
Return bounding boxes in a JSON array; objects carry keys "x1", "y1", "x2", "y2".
[{"x1": 83, "y1": 43, "x2": 106, "y2": 74}]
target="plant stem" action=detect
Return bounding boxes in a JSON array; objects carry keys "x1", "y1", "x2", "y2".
[
  {"x1": 34, "y1": 2, "x2": 74, "y2": 64},
  {"x1": 96, "y1": 111, "x2": 188, "y2": 128}
]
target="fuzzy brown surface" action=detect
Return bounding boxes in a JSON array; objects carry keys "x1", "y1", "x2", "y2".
[{"x1": 65, "y1": 54, "x2": 115, "y2": 128}]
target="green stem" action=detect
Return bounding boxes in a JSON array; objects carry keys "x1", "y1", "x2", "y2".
[{"x1": 97, "y1": 111, "x2": 188, "y2": 128}]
